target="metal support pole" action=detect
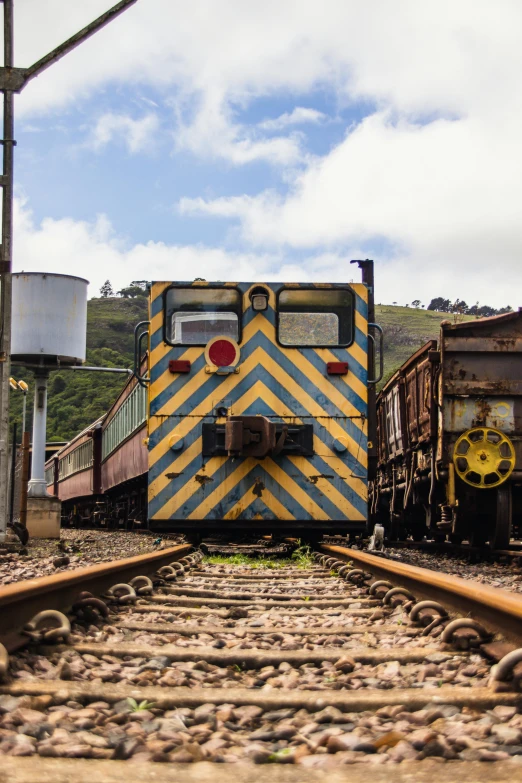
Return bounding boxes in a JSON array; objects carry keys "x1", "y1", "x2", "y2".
[
  {"x1": 21, "y1": 389, "x2": 26, "y2": 434},
  {"x1": 27, "y1": 372, "x2": 49, "y2": 498},
  {"x1": 8, "y1": 420, "x2": 16, "y2": 525},
  {"x1": 0, "y1": 0, "x2": 138, "y2": 543},
  {"x1": 0, "y1": 0, "x2": 14, "y2": 543},
  {"x1": 19, "y1": 429, "x2": 28, "y2": 529}
]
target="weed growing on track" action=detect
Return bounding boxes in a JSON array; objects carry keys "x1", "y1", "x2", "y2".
[
  {"x1": 203, "y1": 541, "x2": 316, "y2": 569},
  {"x1": 127, "y1": 698, "x2": 155, "y2": 712},
  {"x1": 204, "y1": 554, "x2": 295, "y2": 569},
  {"x1": 291, "y1": 541, "x2": 313, "y2": 568}
]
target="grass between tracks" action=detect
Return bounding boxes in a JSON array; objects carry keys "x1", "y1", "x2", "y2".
[
  {"x1": 204, "y1": 543, "x2": 315, "y2": 569},
  {"x1": 204, "y1": 555, "x2": 295, "y2": 568}
]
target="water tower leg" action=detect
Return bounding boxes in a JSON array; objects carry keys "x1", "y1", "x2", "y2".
[
  {"x1": 28, "y1": 372, "x2": 49, "y2": 498},
  {"x1": 27, "y1": 372, "x2": 60, "y2": 538}
]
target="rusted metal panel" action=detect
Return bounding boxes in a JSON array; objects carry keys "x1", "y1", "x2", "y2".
[
  {"x1": 443, "y1": 336, "x2": 522, "y2": 352},
  {"x1": 383, "y1": 383, "x2": 404, "y2": 458},
  {"x1": 441, "y1": 311, "x2": 522, "y2": 470},
  {"x1": 101, "y1": 423, "x2": 147, "y2": 492},
  {"x1": 404, "y1": 349, "x2": 433, "y2": 446},
  {"x1": 375, "y1": 341, "x2": 437, "y2": 462},
  {"x1": 442, "y1": 311, "x2": 522, "y2": 396},
  {"x1": 375, "y1": 369, "x2": 399, "y2": 464},
  {"x1": 444, "y1": 397, "x2": 515, "y2": 433}
]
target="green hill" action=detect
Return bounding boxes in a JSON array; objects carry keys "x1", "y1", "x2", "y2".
[
  {"x1": 376, "y1": 305, "x2": 474, "y2": 385},
  {"x1": 8, "y1": 297, "x2": 472, "y2": 442}
]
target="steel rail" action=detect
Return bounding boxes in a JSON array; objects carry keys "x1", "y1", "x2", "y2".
[
  {"x1": 0, "y1": 542, "x2": 190, "y2": 649},
  {"x1": 320, "y1": 544, "x2": 522, "y2": 647}
]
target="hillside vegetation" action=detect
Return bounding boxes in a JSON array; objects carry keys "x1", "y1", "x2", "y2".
[
  {"x1": 377, "y1": 305, "x2": 474, "y2": 384},
  {"x1": 8, "y1": 297, "x2": 472, "y2": 442}
]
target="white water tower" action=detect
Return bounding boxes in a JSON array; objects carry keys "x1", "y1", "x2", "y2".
[{"x1": 11, "y1": 273, "x2": 88, "y2": 497}]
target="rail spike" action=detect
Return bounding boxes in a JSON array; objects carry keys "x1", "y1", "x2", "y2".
[
  {"x1": 72, "y1": 591, "x2": 109, "y2": 619},
  {"x1": 409, "y1": 600, "x2": 448, "y2": 626},
  {"x1": 369, "y1": 580, "x2": 394, "y2": 598},
  {"x1": 0, "y1": 643, "x2": 9, "y2": 679},
  {"x1": 383, "y1": 587, "x2": 416, "y2": 607},
  {"x1": 441, "y1": 618, "x2": 490, "y2": 649},
  {"x1": 106, "y1": 583, "x2": 137, "y2": 604},
  {"x1": 23, "y1": 610, "x2": 71, "y2": 643},
  {"x1": 345, "y1": 569, "x2": 368, "y2": 585},
  {"x1": 491, "y1": 649, "x2": 522, "y2": 685},
  {"x1": 157, "y1": 565, "x2": 178, "y2": 581},
  {"x1": 129, "y1": 575, "x2": 154, "y2": 595}
]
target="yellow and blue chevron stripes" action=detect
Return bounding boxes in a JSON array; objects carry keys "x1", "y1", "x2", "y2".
[{"x1": 148, "y1": 282, "x2": 369, "y2": 524}]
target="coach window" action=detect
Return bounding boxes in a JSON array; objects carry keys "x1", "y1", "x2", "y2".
[
  {"x1": 166, "y1": 288, "x2": 241, "y2": 345},
  {"x1": 278, "y1": 289, "x2": 354, "y2": 347}
]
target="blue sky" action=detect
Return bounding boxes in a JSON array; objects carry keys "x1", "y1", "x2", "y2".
[
  {"x1": 17, "y1": 88, "x2": 363, "y2": 248},
  {"x1": 12, "y1": 0, "x2": 522, "y2": 308}
]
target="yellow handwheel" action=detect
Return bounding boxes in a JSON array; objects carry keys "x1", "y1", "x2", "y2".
[{"x1": 453, "y1": 427, "x2": 515, "y2": 488}]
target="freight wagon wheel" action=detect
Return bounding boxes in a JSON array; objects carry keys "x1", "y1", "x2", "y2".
[{"x1": 453, "y1": 427, "x2": 515, "y2": 489}]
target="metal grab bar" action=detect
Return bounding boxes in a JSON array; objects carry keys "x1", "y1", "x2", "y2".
[
  {"x1": 134, "y1": 320, "x2": 150, "y2": 388},
  {"x1": 368, "y1": 322, "x2": 384, "y2": 385}
]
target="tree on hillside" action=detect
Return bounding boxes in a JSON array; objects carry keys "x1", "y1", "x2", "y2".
[
  {"x1": 100, "y1": 280, "x2": 114, "y2": 298},
  {"x1": 427, "y1": 297, "x2": 513, "y2": 317},
  {"x1": 449, "y1": 299, "x2": 468, "y2": 314},
  {"x1": 468, "y1": 303, "x2": 495, "y2": 317},
  {"x1": 118, "y1": 284, "x2": 147, "y2": 298},
  {"x1": 129, "y1": 280, "x2": 148, "y2": 291},
  {"x1": 411, "y1": 300, "x2": 422, "y2": 308},
  {"x1": 427, "y1": 297, "x2": 451, "y2": 312}
]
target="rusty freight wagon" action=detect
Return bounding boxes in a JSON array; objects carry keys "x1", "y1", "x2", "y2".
[
  {"x1": 371, "y1": 309, "x2": 522, "y2": 547},
  {"x1": 139, "y1": 261, "x2": 382, "y2": 538}
]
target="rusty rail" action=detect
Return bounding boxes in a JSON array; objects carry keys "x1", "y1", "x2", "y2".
[
  {"x1": 0, "y1": 543, "x2": 191, "y2": 649},
  {"x1": 320, "y1": 544, "x2": 522, "y2": 647}
]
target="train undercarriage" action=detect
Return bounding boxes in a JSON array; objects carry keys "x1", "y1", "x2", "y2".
[{"x1": 61, "y1": 474, "x2": 148, "y2": 531}]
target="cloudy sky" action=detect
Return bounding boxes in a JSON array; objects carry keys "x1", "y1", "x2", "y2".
[{"x1": 10, "y1": 0, "x2": 522, "y2": 307}]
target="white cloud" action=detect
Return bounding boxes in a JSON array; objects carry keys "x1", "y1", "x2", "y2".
[
  {"x1": 14, "y1": 197, "x2": 363, "y2": 297},
  {"x1": 13, "y1": 193, "x2": 520, "y2": 309},
  {"x1": 259, "y1": 107, "x2": 327, "y2": 131},
  {"x1": 179, "y1": 106, "x2": 522, "y2": 307},
  {"x1": 11, "y1": 1, "x2": 522, "y2": 306},
  {"x1": 17, "y1": 1, "x2": 521, "y2": 165},
  {"x1": 173, "y1": 92, "x2": 303, "y2": 165},
  {"x1": 16, "y1": 2, "x2": 522, "y2": 120},
  {"x1": 86, "y1": 112, "x2": 159, "y2": 154}
]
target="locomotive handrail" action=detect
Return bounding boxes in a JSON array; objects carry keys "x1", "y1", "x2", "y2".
[
  {"x1": 368, "y1": 323, "x2": 384, "y2": 385},
  {"x1": 133, "y1": 320, "x2": 150, "y2": 388}
]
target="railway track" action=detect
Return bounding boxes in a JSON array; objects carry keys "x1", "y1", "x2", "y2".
[
  {"x1": 372, "y1": 539, "x2": 522, "y2": 562},
  {"x1": 1, "y1": 543, "x2": 522, "y2": 780}
]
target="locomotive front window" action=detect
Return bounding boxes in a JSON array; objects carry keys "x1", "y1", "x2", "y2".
[
  {"x1": 165, "y1": 288, "x2": 241, "y2": 345},
  {"x1": 278, "y1": 288, "x2": 354, "y2": 347}
]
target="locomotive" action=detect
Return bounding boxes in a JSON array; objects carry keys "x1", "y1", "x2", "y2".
[
  {"x1": 371, "y1": 310, "x2": 522, "y2": 548},
  {"x1": 46, "y1": 262, "x2": 380, "y2": 539}
]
